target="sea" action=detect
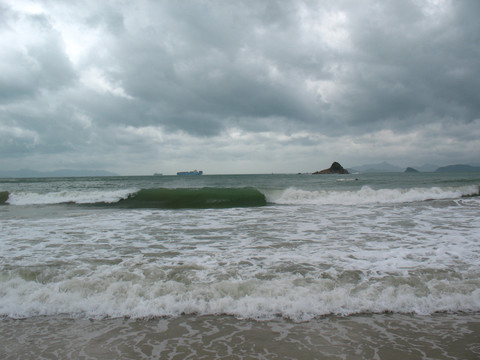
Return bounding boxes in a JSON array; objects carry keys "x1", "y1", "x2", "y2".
[{"x1": 1, "y1": 172, "x2": 479, "y2": 359}]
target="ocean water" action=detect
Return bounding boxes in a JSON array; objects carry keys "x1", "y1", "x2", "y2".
[{"x1": 1, "y1": 172, "x2": 479, "y2": 359}]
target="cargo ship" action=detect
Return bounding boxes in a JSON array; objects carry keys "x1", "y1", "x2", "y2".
[{"x1": 177, "y1": 170, "x2": 203, "y2": 176}]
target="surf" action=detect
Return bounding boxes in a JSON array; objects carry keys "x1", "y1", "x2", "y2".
[
  {"x1": 2, "y1": 183, "x2": 478, "y2": 208},
  {"x1": 267, "y1": 185, "x2": 480, "y2": 205},
  {"x1": 2, "y1": 187, "x2": 267, "y2": 209}
]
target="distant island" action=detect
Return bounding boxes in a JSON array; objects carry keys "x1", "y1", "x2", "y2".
[
  {"x1": 313, "y1": 162, "x2": 349, "y2": 174},
  {"x1": 349, "y1": 162, "x2": 480, "y2": 173}
]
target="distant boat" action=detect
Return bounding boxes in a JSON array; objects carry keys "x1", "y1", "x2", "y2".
[{"x1": 177, "y1": 170, "x2": 203, "y2": 176}]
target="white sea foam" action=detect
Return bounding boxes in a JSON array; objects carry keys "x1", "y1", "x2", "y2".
[
  {"x1": 268, "y1": 185, "x2": 479, "y2": 205},
  {"x1": 6, "y1": 189, "x2": 137, "y2": 205},
  {"x1": 2, "y1": 175, "x2": 480, "y2": 321},
  {"x1": 1, "y1": 271, "x2": 479, "y2": 321},
  {"x1": 4, "y1": 185, "x2": 478, "y2": 207},
  {"x1": 2, "y1": 201, "x2": 480, "y2": 321}
]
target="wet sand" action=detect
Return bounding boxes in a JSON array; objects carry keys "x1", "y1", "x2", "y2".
[{"x1": 1, "y1": 313, "x2": 479, "y2": 359}]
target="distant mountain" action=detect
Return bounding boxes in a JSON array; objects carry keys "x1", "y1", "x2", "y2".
[
  {"x1": 351, "y1": 161, "x2": 403, "y2": 173},
  {"x1": 0, "y1": 169, "x2": 119, "y2": 178},
  {"x1": 404, "y1": 167, "x2": 419, "y2": 173},
  {"x1": 435, "y1": 164, "x2": 480, "y2": 172}
]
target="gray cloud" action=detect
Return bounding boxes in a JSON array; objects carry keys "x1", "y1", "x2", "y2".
[
  {"x1": 0, "y1": 11, "x2": 75, "y2": 102},
  {"x1": 1, "y1": 0, "x2": 479, "y2": 174}
]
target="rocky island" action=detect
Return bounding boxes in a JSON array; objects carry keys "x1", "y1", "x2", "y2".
[{"x1": 313, "y1": 162, "x2": 349, "y2": 174}]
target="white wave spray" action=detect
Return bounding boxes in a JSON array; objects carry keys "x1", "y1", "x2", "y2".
[
  {"x1": 267, "y1": 185, "x2": 479, "y2": 205},
  {"x1": 6, "y1": 189, "x2": 137, "y2": 205}
]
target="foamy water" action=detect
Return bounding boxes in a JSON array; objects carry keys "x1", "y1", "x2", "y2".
[
  {"x1": 267, "y1": 185, "x2": 479, "y2": 205},
  {"x1": 2, "y1": 313, "x2": 480, "y2": 359},
  {"x1": 4, "y1": 184, "x2": 479, "y2": 206},
  {"x1": 1, "y1": 173, "x2": 480, "y2": 322},
  {"x1": 6, "y1": 188, "x2": 136, "y2": 205}
]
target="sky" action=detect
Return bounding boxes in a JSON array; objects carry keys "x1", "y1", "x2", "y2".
[{"x1": 1, "y1": 0, "x2": 479, "y2": 175}]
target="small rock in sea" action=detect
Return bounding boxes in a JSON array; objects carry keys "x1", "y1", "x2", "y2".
[{"x1": 313, "y1": 162, "x2": 349, "y2": 174}]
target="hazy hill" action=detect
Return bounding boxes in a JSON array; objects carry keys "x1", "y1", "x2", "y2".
[
  {"x1": 0, "y1": 169, "x2": 119, "y2": 178},
  {"x1": 350, "y1": 162, "x2": 480, "y2": 173},
  {"x1": 350, "y1": 161, "x2": 403, "y2": 173},
  {"x1": 435, "y1": 164, "x2": 480, "y2": 172},
  {"x1": 415, "y1": 164, "x2": 439, "y2": 172}
]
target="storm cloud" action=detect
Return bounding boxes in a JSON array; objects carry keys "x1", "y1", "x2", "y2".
[{"x1": 1, "y1": 0, "x2": 479, "y2": 174}]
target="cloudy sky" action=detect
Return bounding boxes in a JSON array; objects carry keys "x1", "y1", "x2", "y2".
[{"x1": 1, "y1": 0, "x2": 479, "y2": 175}]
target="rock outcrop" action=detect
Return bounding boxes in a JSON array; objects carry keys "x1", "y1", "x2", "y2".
[{"x1": 313, "y1": 162, "x2": 349, "y2": 174}]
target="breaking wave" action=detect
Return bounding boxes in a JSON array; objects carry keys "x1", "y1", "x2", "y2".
[
  {"x1": 4, "y1": 189, "x2": 135, "y2": 206},
  {"x1": 0, "y1": 191, "x2": 9, "y2": 205},
  {"x1": 2, "y1": 185, "x2": 478, "y2": 208},
  {"x1": 267, "y1": 185, "x2": 480, "y2": 205},
  {"x1": 4, "y1": 187, "x2": 267, "y2": 209},
  {"x1": 116, "y1": 187, "x2": 267, "y2": 209},
  {"x1": 2, "y1": 265, "x2": 479, "y2": 321}
]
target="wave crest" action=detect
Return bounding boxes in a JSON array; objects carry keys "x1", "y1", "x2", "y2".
[
  {"x1": 117, "y1": 187, "x2": 267, "y2": 209},
  {"x1": 4, "y1": 185, "x2": 478, "y2": 208},
  {"x1": 0, "y1": 191, "x2": 9, "y2": 205},
  {"x1": 2, "y1": 272, "x2": 479, "y2": 321},
  {"x1": 4, "y1": 187, "x2": 267, "y2": 209},
  {"x1": 6, "y1": 189, "x2": 135, "y2": 206},
  {"x1": 268, "y1": 185, "x2": 480, "y2": 205}
]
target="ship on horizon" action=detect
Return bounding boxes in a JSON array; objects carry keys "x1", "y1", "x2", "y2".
[{"x1": 177, "y1": 170, "x2": 203, "y2": 176}]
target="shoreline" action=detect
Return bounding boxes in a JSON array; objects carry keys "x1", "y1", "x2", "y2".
[{"x1": 2, "y1": 312, "x2": 479, "y2": 359}]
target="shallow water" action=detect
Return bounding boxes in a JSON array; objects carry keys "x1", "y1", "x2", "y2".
[
  {"x1": 1, "y1": 313, "x2": 479, "y2": 359},
  {"x1": 2, "y1": 197, "x2": 479, "y2": 319}
]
